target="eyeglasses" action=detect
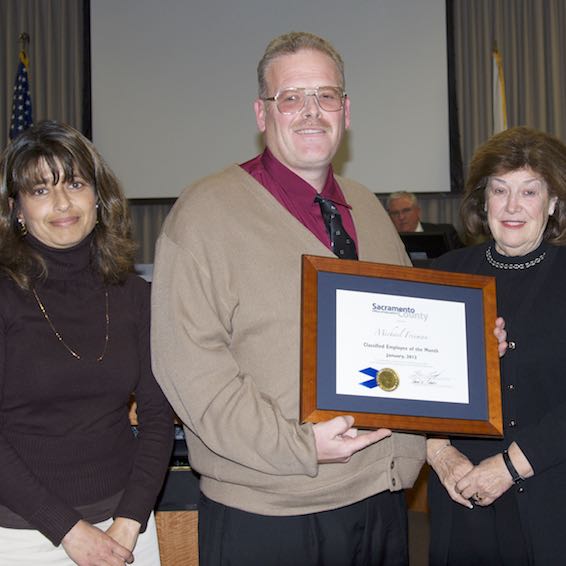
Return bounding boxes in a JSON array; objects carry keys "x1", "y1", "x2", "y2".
[{"x1": 262, "y1": 86, "x2": 347, "y2": 115}]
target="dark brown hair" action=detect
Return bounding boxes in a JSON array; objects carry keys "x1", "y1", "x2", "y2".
[
  {"x1": 0, "y1": 120, "x2": 136, "y2": 289},
  {"x1": 460, "y1": 126, "x2": 566, "y2": 244}
]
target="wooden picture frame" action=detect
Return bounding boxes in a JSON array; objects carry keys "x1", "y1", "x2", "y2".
[{"x1": 300, "y1": 255, "x2": 503, "y2": 437}]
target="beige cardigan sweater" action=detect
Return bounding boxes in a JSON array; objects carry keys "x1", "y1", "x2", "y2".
[{"x1": 151, "y1": 165, "x2": 425, "y2": 515}]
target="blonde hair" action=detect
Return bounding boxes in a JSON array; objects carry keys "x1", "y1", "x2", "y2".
[{"x1": 257, "y1": 31, "x2": 345, "y2": 98}]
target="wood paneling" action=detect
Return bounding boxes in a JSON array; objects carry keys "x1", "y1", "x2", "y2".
[{"x1": 156, "y1": 510, "x2": 199, "y2": 566}]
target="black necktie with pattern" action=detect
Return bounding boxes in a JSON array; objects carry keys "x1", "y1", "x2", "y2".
[{"x1": 315, "y1": 195, "x2": 358, "y2": 260}]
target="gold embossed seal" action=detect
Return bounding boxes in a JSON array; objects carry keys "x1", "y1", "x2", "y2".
[{"x1": 377, "y1": 368, "x2": 400, "y2": 392}]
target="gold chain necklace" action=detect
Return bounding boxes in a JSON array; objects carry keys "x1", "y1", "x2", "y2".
[{"x1": 32, "y1": 288, "x2": 110, "y2": 362}]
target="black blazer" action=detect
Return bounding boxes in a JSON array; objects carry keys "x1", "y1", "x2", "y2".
[{"x1": 428, "y1": 242, "x2": 566, "y2": 564}]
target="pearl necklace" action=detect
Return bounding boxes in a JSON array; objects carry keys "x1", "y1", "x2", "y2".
[
  {"x1": 32, "y1": 288, "x2": 109, "y2": 362},
  {"x1": 485, "y1": 246, "x2": 546, "y2": 270}
]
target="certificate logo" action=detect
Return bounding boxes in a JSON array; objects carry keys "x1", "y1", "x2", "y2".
[
  {"x1": 371, "y1": 303, "x2": 428, "y2": 321},
  {"x1": 359, "y1": 367, "x2": 400, "y2": 392}
]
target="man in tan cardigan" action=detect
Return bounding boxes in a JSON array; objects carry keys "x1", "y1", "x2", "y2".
[{"x1": 151, "y1": 32, "x2": 425, "y2": 566}]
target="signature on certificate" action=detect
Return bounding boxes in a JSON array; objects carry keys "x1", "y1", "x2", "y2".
[{"x1": 410, "y1": 369, "x2": 442, "y2": 385}]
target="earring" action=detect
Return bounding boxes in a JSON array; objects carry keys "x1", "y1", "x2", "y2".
[{"x1": 17, "y1": 217, "x2": 28, "y2": 236}]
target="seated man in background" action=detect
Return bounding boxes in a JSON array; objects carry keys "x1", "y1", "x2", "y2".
[{"x1": 386, "y1": 190, "x2": 463, "y2": 249}]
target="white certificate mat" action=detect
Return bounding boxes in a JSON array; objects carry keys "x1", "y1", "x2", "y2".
[{"x1": 336, "y1": 290, "x2": 468, "y2": 403}]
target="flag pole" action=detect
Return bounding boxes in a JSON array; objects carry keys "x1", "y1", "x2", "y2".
[
  {"x1": 17, "y1": 32, "x2": 31, "y2": 68},
  {"x1": 491, "y1": 41, "x2": 507, "y2": 135},
  {"x1": 19, "y1": 32, "x2": 30, "y2": 52}
]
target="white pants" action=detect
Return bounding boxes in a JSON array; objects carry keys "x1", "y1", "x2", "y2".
[{"x1": 0, "y1": 512, "x2": 161, "y2": 566}]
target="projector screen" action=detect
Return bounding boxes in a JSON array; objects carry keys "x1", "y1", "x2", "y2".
[{"x1": 91, "y1": 0, "x2": 450, "y2": 198}]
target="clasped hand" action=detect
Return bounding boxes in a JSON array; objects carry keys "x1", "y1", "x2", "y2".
[
  {"x1": 62, "y1": 517, "x2": 140, "y2": 565},
  {"x1": 429, "y1": 444, "x2": 513, "y2": 509},
  {"x1": 454, "y1": 453, "x2": 514, "y2": 506}
]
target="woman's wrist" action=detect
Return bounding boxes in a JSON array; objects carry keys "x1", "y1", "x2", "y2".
[
  {"x1": 427, "y1": 439, "x2": 452, "y2": 465},
  {"x1": 112, "y1": 517, "x2": 141, "y2": 532},
  {"x1": 506, "y1": 442, "x2": 534, "y2": 479},
  {"x1": 502, "y1": 449, "x2": 523, "y2": 483}
]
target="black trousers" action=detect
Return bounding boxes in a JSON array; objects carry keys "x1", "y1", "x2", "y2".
[{"x1": 198, "y1": 491, "x2": 409, "y2": 566}]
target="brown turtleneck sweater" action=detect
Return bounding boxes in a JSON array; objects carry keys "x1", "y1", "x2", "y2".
[{"x1": 0, "y1": 234, "x2": 173, "y2": 545}]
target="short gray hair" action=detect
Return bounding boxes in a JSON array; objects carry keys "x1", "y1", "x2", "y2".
[{"x1": 386, "y1": 191, "x2": 418, "y2": 211}]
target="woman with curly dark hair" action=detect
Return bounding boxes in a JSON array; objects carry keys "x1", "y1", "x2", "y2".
[
  {"x1": 427, "y1": 127, "x2": 566, "y2": 565},
  {"x1": 0, "y1": 121, "x2": 173, "y2": 565}
]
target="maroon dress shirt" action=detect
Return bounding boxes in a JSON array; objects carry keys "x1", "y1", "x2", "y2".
[{"x1": 240, "y1": 149, "x2": 358, "y2": 253}]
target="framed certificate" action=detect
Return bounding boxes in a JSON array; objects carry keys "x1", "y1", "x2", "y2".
[{"x1": 300, "y1": 255, "x2": 503, "y2": 437}]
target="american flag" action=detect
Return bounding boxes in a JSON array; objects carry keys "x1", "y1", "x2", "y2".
[{"x1": 9, "y1": 51, "x2": 33, "y2": 140}]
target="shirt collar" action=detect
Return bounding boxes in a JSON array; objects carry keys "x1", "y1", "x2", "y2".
[{"x1": 260, "y1": 148, "x2": 351, "y2": 209}]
